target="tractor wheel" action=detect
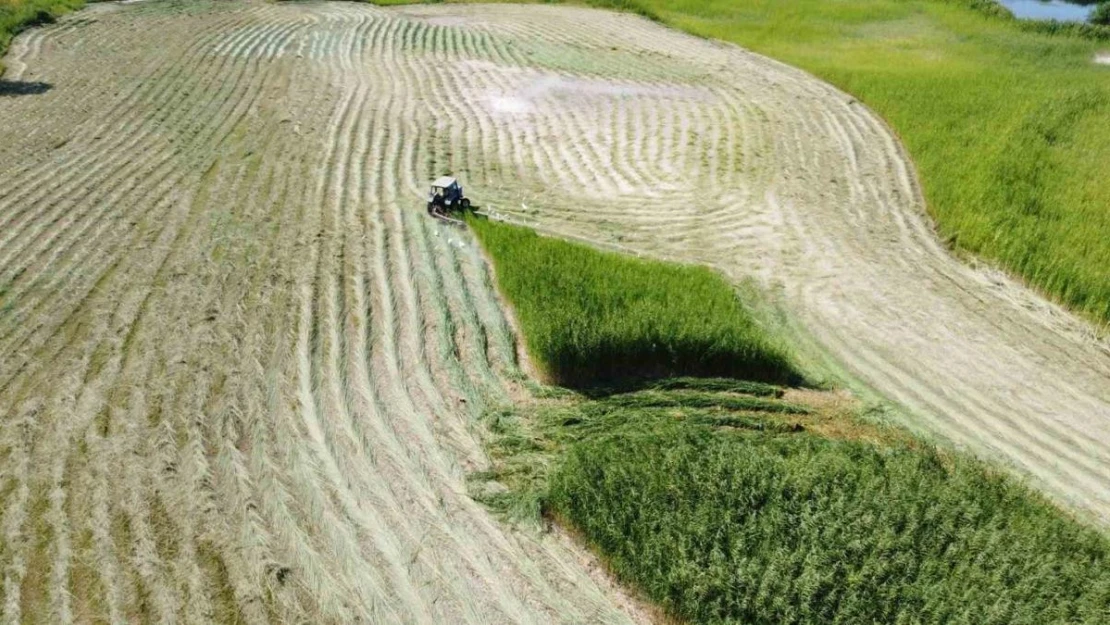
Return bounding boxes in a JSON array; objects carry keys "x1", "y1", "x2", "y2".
[{"x1": 460, "y1": 198, "x2": 471, "y2": 210}]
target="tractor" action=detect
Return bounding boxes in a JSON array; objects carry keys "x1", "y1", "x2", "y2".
[{"x1": 426, "y1": 176, "x2": 471, "y2": 221}]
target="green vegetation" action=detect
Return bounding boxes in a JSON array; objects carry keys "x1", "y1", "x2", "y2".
[
  {"x1": 471, "y1": 380, "x2": 819, "y2": 523},
  {"x1": 1093, "y1": 3, "x2": 1110, "y2": 26},
  {"x1": 468, "y1": 217, "x2": 800, "y2": 387},
  {"x1": 0, "y1": 0, "x2": 84, "y2": 75},
  {"x1": 475, "y1": 384, "x2": 1110, "y2": 625}
]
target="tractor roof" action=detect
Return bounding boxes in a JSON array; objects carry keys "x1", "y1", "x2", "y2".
[{"x1": 431, "y1": 176, "x2": 458, "y2": 188}]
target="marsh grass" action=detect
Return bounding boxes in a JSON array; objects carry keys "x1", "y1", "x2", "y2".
[
  {"x1": 468, "y1": 217, "x2": 801, "y2": 387},
  {"x1": 474, "y1": 383, "x2": 1110, "y2": 625},
  {"x1": 550, "y1": 422, "x2": 1110, "y2": 625}
]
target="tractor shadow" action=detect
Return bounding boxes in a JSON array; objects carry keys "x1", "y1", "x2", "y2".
[{"x1": 0, "y1": 80, "x2": 53, "y2": 97}]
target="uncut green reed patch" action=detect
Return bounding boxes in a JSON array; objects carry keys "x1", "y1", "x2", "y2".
[
  {"x1": 469, "y1": 217, "x2": 801, "y2": 387},
  {"x1": 550, "y1": 427, "x2": 1110, "y2": 625}
]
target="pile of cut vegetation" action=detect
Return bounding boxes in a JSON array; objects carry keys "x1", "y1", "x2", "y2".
[{"x1": 471, "y1": 218, "x2": 1110, "y2": 625}]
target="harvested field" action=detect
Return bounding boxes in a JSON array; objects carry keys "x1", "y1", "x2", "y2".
[{"x1": 1, "y1": 0, "x2": 1109, "y2": 622}]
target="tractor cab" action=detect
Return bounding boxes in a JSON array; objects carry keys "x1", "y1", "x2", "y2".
[{"x1": 427, "y1": 176, "x2": 471, "y2": 217}]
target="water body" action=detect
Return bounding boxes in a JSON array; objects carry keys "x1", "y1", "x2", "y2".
[{"x1": 996, "y1": 0, "x2": 1097, "y2": 22}]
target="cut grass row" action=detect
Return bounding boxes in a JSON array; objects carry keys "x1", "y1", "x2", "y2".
[
  {"x1": 471, "y1": 219, "x2": 1110, "y2": 624},
  {"x1": 467, "y1": 216, "x2": 801, "y2": 387},
  {"x1": 6, "y1": 0, "x2": 1097, "y2": 327},
  {"x1": 0, "y1": 0, "x2": 83, "y2": 75}
]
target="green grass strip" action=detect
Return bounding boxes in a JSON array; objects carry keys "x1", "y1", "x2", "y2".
[
  {"x1": 549, "y1": 427, "x2": 1110, "y2": 624},
  {"x1": 602, "y1": 389, "x2": 810, "y2": 415},
  {"x1": 469, "y1": 217, "x2": 801, "y2": 387}
]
